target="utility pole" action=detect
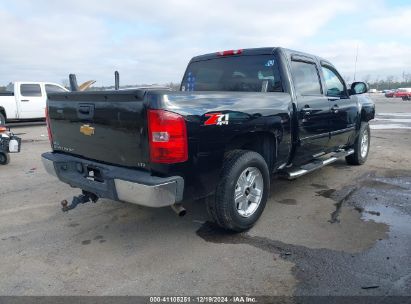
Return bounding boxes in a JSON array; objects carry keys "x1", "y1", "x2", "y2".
[{"x1": 353, "y1": 44, "x2": 359, "y2": 82}]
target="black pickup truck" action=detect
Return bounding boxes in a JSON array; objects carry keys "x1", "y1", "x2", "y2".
[{"x1": 42, "y1": 47, "x2": 374, "y2": 232}]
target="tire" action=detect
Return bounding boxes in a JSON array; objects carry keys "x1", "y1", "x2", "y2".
[
  {"x1": 206, "y1": 150, "x2": 270, "y2": 232},
  {"x1": 0, "y1": 112, "x2": 6, "y2": 126},
  {"x1": 0, "y1": 152, "x2": 10, "y2": 165},
  {"x1": 346, "y1": 122, "x2": 370, "y2": 165}
]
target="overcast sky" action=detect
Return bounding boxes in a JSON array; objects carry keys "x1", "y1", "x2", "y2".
[{"x1": 1, "y1": 0, "x2": 410, "y2": 86}]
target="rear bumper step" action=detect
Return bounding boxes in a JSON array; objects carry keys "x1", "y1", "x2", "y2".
[
  {"x1": 41, "y1": 152, "x2": 184, "y2": 207},
  {"x1": 279, "y1": 149, "x2": 354, "y2": 180}
]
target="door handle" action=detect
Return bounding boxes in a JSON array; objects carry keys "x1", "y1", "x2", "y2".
[
  {"x1": 77, "y1": 104, "x2": 95, "y2": 119},
  {"x1": 328, "y1": 97, "x2": 340, "y2": 102},
  {"x1": 79, "y1": 107, "x2": 90, "y2": 115},
  {"x1": 21, "y1": 99, "x2": 29, "y2": 102},
  {"x1": 331, "y1": 105, "x2": 339, "y2": 114}
]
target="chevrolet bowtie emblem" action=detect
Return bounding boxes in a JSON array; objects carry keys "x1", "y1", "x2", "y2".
[{"x1": 80, "y1": 124, "x2": 95, "y2": 136}]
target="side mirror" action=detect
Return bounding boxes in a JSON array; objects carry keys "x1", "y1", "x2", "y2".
[{"x1": 350, "y1": 82, "x2": 368, "y2": 95}]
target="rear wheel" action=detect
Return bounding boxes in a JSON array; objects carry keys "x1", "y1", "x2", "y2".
[
  {"x1": 206, "y1": 150, "x2": 270, "y2": 232},
  {"x1": 0, "y1": 152, "x2": 10, "y2": 165},
  {"x1": 346, "y1": 122, "x2": 370, "y2": 165}
]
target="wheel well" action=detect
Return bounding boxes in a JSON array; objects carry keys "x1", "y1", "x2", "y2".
[
  {"x1": 360, "y1": 107, "x2": 375, "y2": 122},
  {"x1": 0, "y1": 107, "x2": 6, "y2": 120},
  {"x1": 225, "y1": 132, "x2": 277, "y2": 172}
]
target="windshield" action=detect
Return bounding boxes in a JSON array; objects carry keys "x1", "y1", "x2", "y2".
[{"x1": 181, "y1": 55, "x2": 282, "y2": 92}]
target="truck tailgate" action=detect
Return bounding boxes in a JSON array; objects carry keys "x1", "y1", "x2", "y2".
[{"x1": 47, "y1": 90, "x2": 148, "y2": 168}]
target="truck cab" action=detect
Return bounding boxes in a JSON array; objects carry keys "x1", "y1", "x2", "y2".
[{"x1": 0, "y1": 82, "x2": 68, "y2": 124}]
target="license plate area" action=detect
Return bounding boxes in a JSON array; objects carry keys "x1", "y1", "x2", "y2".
[{"x1": 86, "y1": 166, "x2": 104, "y2": 183}]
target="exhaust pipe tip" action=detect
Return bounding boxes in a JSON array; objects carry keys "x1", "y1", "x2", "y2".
[{"x1": 171, "y1": 204, "x2": 186, "y2": 217}]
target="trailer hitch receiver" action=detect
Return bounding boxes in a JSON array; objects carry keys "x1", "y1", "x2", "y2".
[{"x1": 61, "y1": 191, "x2": 98, "y2": 212}]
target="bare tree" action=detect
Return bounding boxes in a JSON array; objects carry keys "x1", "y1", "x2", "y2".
[
  {"x1": 363, "y1": 74, "x2": 371, "y2": 83},
  {"x1": 61, "y1": 79, "x2": 69, "y2": 89},
  {"x1": 386, "y1": 75, "x2": 394, "y2": 84}
]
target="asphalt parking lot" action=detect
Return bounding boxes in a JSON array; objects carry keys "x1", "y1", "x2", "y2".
[{"x1": 0, "y1": 95, "x2": 410, "y2": 297}]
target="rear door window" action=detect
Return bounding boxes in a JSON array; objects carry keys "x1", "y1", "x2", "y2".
[
  {"x1": 291, "y1": 61, "x2": 322, "y2": 95},
  {"x1": 182, "y1": 55, "x2": 282, "y2": 92},
  {"x1": 45, "y1": 84, "x2": 67, "y2": 94},
  {"x1": 20, "y1": 84, "x2": 42, "y2": 97}
]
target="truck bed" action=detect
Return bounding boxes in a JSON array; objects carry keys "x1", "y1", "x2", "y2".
[{"x1": 48, "y1": 89, "x2": 293, "y2": 171}]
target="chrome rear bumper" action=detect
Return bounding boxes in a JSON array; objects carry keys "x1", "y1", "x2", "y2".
[{"x1": 41, "y1": 152, "x2": 184, "y2": 208}]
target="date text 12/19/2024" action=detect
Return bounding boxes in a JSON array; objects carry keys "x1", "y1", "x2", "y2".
[{"x1": 149, "y1": 296, "x2": 257, "y2": 303}]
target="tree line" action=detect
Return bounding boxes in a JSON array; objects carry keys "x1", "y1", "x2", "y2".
[
  {"x1": 345, "y1": 73, "x2": 411, "y2": 90},
  {"x1": 368, "y1": 80, "x2": 411, "y2": 91},
  {"x1": 2, "y1": 78, "x2": 410, "y2": 93}
]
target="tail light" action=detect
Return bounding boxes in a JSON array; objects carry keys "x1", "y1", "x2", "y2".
[
  {"x1": 45, "y1": 107, "x2": 53, "y2": 148},
  {"x1": 147, "y1": 109, "x2": 188, "y2": 164}
]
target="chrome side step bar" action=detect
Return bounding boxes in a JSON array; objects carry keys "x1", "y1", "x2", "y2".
[{"x1": 279, "y1": 149, "x2": 354, "y2": 180}]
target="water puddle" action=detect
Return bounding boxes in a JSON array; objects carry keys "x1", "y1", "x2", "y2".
[
  {"x1": 316, "y1": 171, "x2": 411, "y2": 230},
  {"x1": 196, "y1": 170, "x2": 411, "y2": 296},
  {"x1": 371, "y1": 113, "x2": 411, "y2": 130},
  {"x1": 371, "y1": 124, "x2": 411, "y2": 130}
]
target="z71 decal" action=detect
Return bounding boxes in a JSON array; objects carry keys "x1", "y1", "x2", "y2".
[{"x1": 204, "y1": 113, "x2": 229, "y2": 126}]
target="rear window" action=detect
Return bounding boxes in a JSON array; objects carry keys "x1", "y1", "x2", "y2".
[
  {"x1": 20, "y1": 84, "x2": 42, "y2": 97},
  {"x1": 45, "y1": 84, "x2": 67, "y2": 94},
  {"x1": 181, "y1": 55, "x2": 282, "y2": 92}
]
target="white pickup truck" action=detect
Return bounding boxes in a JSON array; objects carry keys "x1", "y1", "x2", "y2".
[{"x1": 0, "y1": 82, "x2": 68, "y2": 124}]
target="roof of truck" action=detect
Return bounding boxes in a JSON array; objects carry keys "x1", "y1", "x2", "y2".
[
  {"x1": 5, "y1": 82, "x2": 68, "y2": 93},
  {"x1": 10, "y1": 81, "x2": 66, "y2": 86},
  {"x1": 190, "y1": 47, "x2": 278, "y2": 62},
  {"x1": 190, "y1": 47, "x2": 332, "y2": 67}
]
